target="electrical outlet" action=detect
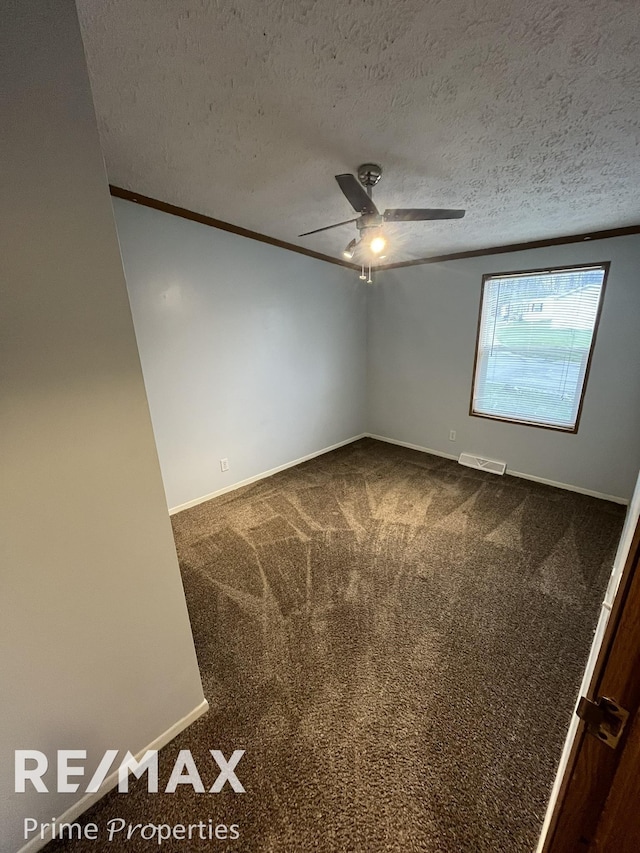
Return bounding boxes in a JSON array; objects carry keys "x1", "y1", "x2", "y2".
[
  {"x1": 449, "y1": 430, "x2": 456, "y2": 441},
  {"x1": 220, "y1": 458, "x2": 229, "y2": 472}
]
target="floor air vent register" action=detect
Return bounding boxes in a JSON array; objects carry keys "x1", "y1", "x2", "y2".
[{"x1": 458, "y1": 452, "x2": 507, "y2": 476}]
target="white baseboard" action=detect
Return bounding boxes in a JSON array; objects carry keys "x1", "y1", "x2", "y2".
[
  {"x1": 505, "y1": 467, "x2": 627, "y2": 504},
  {"x1": 170, "y1": 431, "x2": 628, "y2": 513},
  {"x1": 169, "y1": 433, "x2": 368, "y2": 515},
  {"x1": 368, "y1": 434, "x2": 458, "y2": 462},
  {"x1": 16, "y1": 699, "x2": 209, "y2": 853},
  {"x1": 369, "y1": 434, "x2": 628, "y2": 505}
]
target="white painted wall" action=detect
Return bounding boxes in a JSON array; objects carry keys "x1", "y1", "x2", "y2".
[
  {"x1": 0, "y1": 4, "x2": 205, "y2": 852},
  {"x1": 368, "y1": 236, "x2": 640, "y2": 501},
  {"x1": 113, "y1": 199, "x2": 367, "y2": 511}
]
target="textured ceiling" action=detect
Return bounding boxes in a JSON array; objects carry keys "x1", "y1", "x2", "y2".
[{"x1": 76, "y1": 0, "x2": 640, "y2": 263}]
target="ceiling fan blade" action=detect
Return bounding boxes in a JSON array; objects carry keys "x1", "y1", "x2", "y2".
[
  {"x1": 298, "y1": 217, "x2": 359, "y2": 237},
  {"x1": 335, "y1": 174, "x2": 379, "y2": 215},
  {"x1": 384, "y1": 208, "x2": 466, "y2": 221}
]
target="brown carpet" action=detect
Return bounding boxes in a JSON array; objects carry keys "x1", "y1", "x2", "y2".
[{"x1": 46, "y1": 438, "x2": 624, "y2": 852}]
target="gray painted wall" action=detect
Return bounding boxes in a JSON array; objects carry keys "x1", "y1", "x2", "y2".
[
  {"x1": 368, "y1": 236, "x2": 640, "y2": 501},
  {"x1": 0, "y1": 4, "x2": 205, "y2": 851},
  {"x1": 113, "y1": 199, "x2": 367, "y2": 511}
]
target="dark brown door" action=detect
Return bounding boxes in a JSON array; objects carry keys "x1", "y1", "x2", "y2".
[
  {"x1": 592, "y1": 707, "x2": 640, "y2": 851},
  {"x1": 542, "y1": 514, "x2": 640, "y2": 851}
]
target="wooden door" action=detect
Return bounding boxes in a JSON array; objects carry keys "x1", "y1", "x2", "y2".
[
  {"x1": 542, "y1": 512, "x2": 640, "y2": 851},
  {"x1": 592, "y1": 707, "x2": 640, "y2": 851}
]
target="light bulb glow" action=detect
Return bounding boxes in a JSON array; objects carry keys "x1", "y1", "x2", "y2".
[{"x1": 369, "y1": 236, "x2": 386, "y2": 255}]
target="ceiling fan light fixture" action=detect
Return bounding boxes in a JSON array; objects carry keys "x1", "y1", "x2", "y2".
[{"x1": 342, "y1": 238, "x2": 357, "y2": 260}]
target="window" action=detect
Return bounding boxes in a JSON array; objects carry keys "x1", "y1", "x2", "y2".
[{"x1": 470, "y1": 263, "x2": 608, "y2": 432}]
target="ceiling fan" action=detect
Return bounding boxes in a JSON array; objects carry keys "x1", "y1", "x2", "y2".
[{"x1": 299, "y1": 163, "x2": 465, "y2": 279}]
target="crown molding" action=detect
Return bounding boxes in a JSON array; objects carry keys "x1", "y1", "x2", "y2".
[
  {"x1": 108, "y1": 186, "x2": 360, "y2": 271},
  {"x1": 377, "y1": 225, "x2": 640, "y2": 270},
  {"x1": 109, "y1": 187, "x2": 640, "y2": 273}
]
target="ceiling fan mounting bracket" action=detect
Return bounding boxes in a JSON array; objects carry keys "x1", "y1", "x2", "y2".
[{"x1": 357, "y1": 163, "x2": 383, "y2": 188}]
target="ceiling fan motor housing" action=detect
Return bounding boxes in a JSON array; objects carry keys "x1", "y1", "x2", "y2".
[{"x1": 356, "y1": 213, "x2": 383, "y2": 232}]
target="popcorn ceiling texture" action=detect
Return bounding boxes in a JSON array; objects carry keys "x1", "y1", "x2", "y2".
[{"x1": 76, "y1": 0, "x2": 640, "y2": 262}]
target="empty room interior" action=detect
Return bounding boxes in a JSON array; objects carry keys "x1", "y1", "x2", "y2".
[{"x1": 3, "y1": 1, "x2": 640, "y2": 852}]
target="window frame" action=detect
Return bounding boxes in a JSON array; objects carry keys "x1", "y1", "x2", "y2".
[{"x1": 469, "y1": 261, "x2": 610, "y2": 434}]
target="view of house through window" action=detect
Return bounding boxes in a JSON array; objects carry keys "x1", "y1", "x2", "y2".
[{"x1": 471, "y1": 263, "x2": 608, "y2": 431}]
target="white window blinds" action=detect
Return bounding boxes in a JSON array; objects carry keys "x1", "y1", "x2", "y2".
[{"x1": 471, "y1": 265, "x2": 607, "y2": 431}]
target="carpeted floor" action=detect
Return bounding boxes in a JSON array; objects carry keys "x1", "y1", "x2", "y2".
[{"x1": 46, "y1": 438, "x2": 625, "y2": 852}]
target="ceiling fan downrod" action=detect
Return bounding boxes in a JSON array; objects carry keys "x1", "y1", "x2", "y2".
[{"x1": 357, "y1": 163, "x2": 383, "y2": 198}]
